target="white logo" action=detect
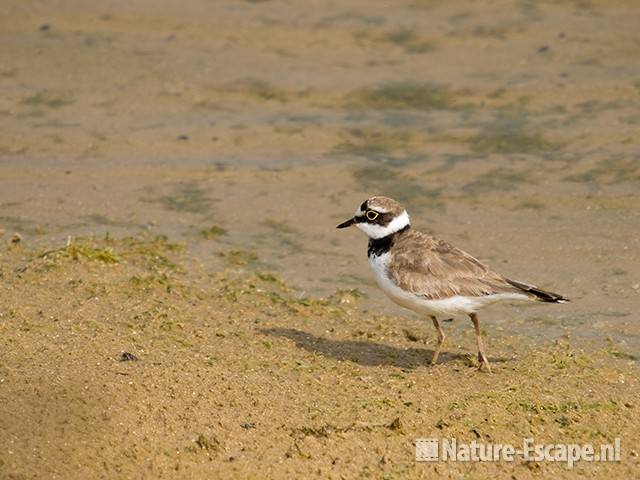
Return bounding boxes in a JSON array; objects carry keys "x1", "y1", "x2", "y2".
[
  {"x1": 415, "y1": 439, "x2": 439, "y2": 462},
  {"x1": 416, "y1": 437, "x2": 621, "y2": 468}
]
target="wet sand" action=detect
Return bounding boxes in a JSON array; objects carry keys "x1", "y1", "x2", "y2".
[{"x1": 1, "y1": 0, "x2": 639, "y2": 477}]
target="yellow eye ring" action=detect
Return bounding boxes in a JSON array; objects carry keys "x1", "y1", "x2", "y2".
[{"x1": 366, "y1": 210, "x2": 379, "y2": 221}]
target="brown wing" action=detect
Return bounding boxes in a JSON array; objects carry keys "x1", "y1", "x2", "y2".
[{"x1": 387, "y1": 231, "x2": 521, "y2": 299}]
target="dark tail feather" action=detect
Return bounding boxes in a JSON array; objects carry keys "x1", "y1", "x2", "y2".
[{"x1": 506, "y1": 278, "x2": 570, "y2": 303}]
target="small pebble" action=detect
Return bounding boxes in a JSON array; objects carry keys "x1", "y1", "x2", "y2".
[
  {"x1": 39, "y1": 24, "x2": 50, "y2": 32},
  {"x1": 118, "y1": 351, "x2": 139, "y2": 362},
  {"x1": 538, "y1": 45, "x2": 550, "y2": 53},
  {"x1": 177, "y1": 134, "x2": 189, "y2": 141}
]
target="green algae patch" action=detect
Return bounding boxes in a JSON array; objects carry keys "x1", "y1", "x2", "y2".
[
  {"x1": 564, "y1": 158, "x2": 640, "y2": 185},
  {"x1": 218, "y1": 248, "x2": 258, "y2": 266},
  {"x1": 33, "y1": 236, "x2": 184, "y2": 272},
  {"x1": 39, "y1": 241, "x2": 120, "y2": 264},
  {"x1": 382, "y1": 28, "x2": 436, "y2": 54},
  {"x1": 468, "y1": 132, "x2": 563, "y2": 155},
  {"x1": 346, "y1": 82, "x2": 457, "y2": 110},
  {"x1": 21, "y1": 91, "x2": 75, "y2": 109},
  {"x1": 145, "y1": 181, "x2": 215, "y2": 214},
  {"x1": 462, "y1": 168, "x2": 536, "y2": 193},
  {"x1": 334, "y1": 128, "x2": 413, "y2": 158},
  {"x1": 200, "y1": 225, "x2": 227, "y2": 239}
]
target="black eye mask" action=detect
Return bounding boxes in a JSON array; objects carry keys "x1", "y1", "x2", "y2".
[{"x1": 361, "y1": 210, "x2": 395, "y2": 226}]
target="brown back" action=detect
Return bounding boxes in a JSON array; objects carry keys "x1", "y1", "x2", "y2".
[{"x1": 387, "y1": 229, "x2": 523, "y2": 299}]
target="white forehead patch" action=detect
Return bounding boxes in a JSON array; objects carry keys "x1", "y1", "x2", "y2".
[{"x1": 355, "y1": 210, "x2": 410, "y2": 239}]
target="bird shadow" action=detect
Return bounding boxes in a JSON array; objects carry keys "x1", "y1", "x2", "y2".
[{"x1": 258, "y1": 327, "x2": 500, "y2": 369}]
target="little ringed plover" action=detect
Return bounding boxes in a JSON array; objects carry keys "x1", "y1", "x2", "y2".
[{"x1": 337, "y1": 196, "x2": 569, "y2": 372}]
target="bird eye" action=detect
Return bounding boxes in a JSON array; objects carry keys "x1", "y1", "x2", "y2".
[{"x1": 366, "y1": 210, "x2": 379, "y2": 221}]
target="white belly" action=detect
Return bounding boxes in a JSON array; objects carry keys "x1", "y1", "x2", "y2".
[{"x1": 368, "y1": 252, "x2": 528, "y2": 316}]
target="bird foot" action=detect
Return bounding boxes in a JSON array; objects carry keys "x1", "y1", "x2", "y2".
[{"x1": 477, "y1": 353, "x2": 492, "y2": 373}]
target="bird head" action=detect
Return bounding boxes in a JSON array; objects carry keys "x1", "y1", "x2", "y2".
[{"x1": 337, "y1": 196, "x2": 410, "y2": 239}]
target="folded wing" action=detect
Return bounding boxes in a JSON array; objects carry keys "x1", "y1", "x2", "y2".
[{"x1": 388, "y1": 231, "x2": 537, "y2": 300}]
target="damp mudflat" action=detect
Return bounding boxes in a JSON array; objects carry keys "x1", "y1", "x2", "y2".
[{"x1": 0, "y1": 0, "x2": 639, "y2": 478}]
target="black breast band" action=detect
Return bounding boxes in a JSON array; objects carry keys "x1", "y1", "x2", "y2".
[{"x1": 367, "y1": 225, "x2": 410, "y2": 257}]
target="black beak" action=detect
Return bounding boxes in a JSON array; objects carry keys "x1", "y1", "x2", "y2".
[{"x1": 336, "y1": 217, "x2": 356, "y2": 229}]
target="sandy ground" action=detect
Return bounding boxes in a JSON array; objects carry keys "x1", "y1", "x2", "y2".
[
  {"x1": 1, "y1": 238, "x2": 639, "y2": 479},
  {"x1": 1, "y1": 0, "x2": 639, "y2": 478}
]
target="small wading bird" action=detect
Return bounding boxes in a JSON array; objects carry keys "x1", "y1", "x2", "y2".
[{"x1": 337, "y1": 196, "x2": 569, "y2": 372}]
